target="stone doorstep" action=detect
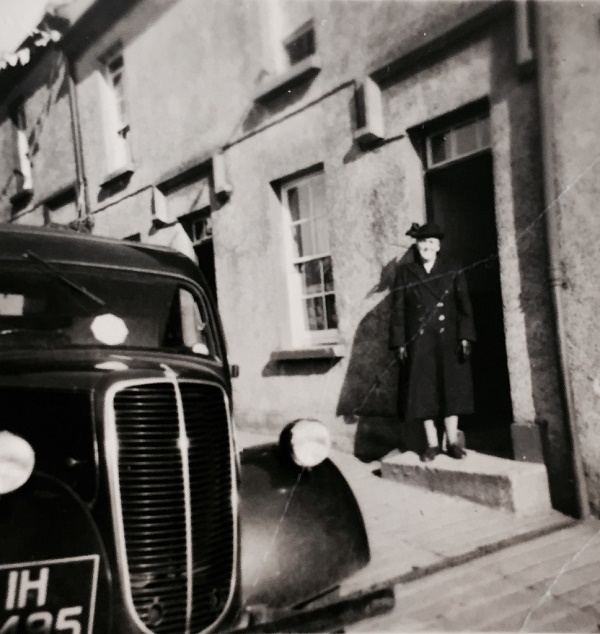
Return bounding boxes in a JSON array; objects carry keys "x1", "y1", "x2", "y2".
[{"x1": 380, "y1": 449, "x2": 553, "y2": 515}]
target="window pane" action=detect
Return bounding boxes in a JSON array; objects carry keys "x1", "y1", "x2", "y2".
[
  {"x1": 310, "y1": 175, "x2": 326, "y2": 218},
  {"x1": 322, "y1": 257, "x2": 334, "y2": 291},
  {"x1": 302, "y1": 259, "x2": 322, "y2": 294},
  {"x1": 297, "y1": 183, "x2": 311, "y2": 219},
  {"x1": 454, "y1": 121, "x2": 478, "y2": 156},
  {"x1": 477, "y1": 117, "x2": 491, "y2": 147},
  {"x1": 325, "y1": 293, "x2": 338, "y2": 329},
  {"x1": 305, "y1": 296, "x2": 325, "y2": 331},
  {"x1": 313, "y1": 216, "x2": 330, "y2": 254},
  {"x1": 288, "y1": 187, "x2": 300, "y2": 221},
  {"x1": 297, "y1": 220, "x2": 314, "y2": 257},
  {"x1": 430, "y1": 133, "x2": 447, "y2": 164}
]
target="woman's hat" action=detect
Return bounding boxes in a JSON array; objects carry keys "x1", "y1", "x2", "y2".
[{"x1": 405, "y1": 222, "x2": 444, "y2": 240}]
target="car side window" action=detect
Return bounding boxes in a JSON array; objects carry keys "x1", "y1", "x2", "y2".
[{"x1": 162, "y1": 287, "x2": 217, "y2": 358}]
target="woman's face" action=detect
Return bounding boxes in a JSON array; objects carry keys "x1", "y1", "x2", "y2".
[{"x1": 416, "y1": 237, "x2": 441, "y2": 263}]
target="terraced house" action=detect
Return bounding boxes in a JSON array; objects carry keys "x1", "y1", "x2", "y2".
[{"x1": 0, "y1": 0, "x2": 599, "y2": 519}]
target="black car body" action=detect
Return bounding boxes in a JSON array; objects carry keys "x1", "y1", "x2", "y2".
[{"x1": 0, "y1": 224, "x2": 370, "y2": 634}]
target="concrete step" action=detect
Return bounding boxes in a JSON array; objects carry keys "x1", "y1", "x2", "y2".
[{"x1": 380, "y1": 449, "x2": 553, "y2": 515}]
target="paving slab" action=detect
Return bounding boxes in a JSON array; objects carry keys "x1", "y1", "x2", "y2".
[{"x1": 347, "y1": 520, "x2": 600, "y2": 632}]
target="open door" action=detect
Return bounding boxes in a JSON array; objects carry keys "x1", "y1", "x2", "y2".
[{"x1": 427, "y1": 152, "x2": 513, "y2": 458}]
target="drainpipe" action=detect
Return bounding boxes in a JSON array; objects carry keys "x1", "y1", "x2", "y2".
[
  {"x1": 533, "y1": 2, "x2": 589, "y2": 518},
  {"x1": 66, "y1": 54, "x2": 91, "y2": 227}
]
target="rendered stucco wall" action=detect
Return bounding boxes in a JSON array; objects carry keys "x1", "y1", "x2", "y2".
[
  {"x1": 541, "y1": 1, "x2": 600, "y2": 515},
  {"x1": 75, "y1": 0, "x2": 260, "y2": 223},
  {"x1": 0, "y1": 49, "x2": 76, "y2": 224},
  {"x1": 217, "y1": 4, "x2": 568, "y2": 512}
]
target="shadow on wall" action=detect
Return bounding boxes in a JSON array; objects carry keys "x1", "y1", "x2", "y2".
[{"x1": 337, "y1": 246, "x2": 426, "y2": 462}]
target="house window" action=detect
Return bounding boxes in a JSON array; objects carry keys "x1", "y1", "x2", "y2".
[
  {"x1": 9, "y1": 100, "x2": 33, "y2": 200},
  {"x1": 189, "y1": 215, "x2": 213, "y2": 246},
  {"x1": 426, "y1": 115, "x2": 490, "y2": 168},
  {"x1": 101, "y1": 44, "x2": 131, "y2": 172},
  {"x1": 283, "y1": 19, "x2": 316, "y2": 66},
  {"x1": 282, "y1": 172, "x2": 338, "y2": 345}
]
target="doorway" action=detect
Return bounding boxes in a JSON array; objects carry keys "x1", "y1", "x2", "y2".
[
  {"x1": 195, "y1": 238, "x2": 218, "y2": 301},
  {"x1": 426, "y1": 152, "x2": 513, "y2": 458},
  {"x1": 183, "y1": 213, "x2": 218, "y2": 303}
]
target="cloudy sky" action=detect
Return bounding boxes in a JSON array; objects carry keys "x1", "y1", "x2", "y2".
[{"x1": 0, "y1": 0, "x2": 49, "y2": 54}]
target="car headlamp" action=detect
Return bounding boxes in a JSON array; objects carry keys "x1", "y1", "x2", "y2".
[
  {"x1": 0, "y1": 431, "x2": 35, "y2": 494},
  {"x1": 280, "y1": 419, "x2": 331, "y2": 468}
]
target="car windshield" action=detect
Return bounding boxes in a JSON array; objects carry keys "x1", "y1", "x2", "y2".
[{"x1": 0, "y1": 260, "x2": 218, "y2": 357}]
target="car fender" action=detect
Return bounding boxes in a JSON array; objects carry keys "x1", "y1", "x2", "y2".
[
  {"x1": 238, "y1": 443, "x2": 370, "y2": 609},
  {"x1": 0, "y1": 472, "x2": 112, "y2": 633}
]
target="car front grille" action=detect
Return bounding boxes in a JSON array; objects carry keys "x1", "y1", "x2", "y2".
[{"x1": 108, "y1": 380, "x2": 236, "y2": 634}]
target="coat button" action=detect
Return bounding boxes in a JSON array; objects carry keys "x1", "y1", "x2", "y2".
[
  {"x1": 439, "y1": 315, "x2": 445, "y2": 321},
  {"x1": 439, "y1": 327, "x2": 445, "y2": 333},
  {"x1": 437, "y1": 302, "x2": 444, "y2": 307},
  {"x1": 419, "y1": 328, "x2": 424, "y2": 335}
]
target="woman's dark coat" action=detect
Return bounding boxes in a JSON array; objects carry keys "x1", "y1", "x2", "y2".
[{"x1": 389, "y1": 253, "x2": 476, "y2": 420}]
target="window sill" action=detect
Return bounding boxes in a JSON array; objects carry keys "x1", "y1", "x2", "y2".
[
  {"x1": 100, "y1": 164, "x2": 135, "y2": 188},
  {"x1": 270, "y1": 344, "x2": 346, "y2": 362},
  {"x1": 254, "y1": 54, "x2": 321, "y2": 103}
]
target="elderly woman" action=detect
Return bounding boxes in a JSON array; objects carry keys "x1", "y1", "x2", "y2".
[{"x1": 389, "y1": 222, "x2": 476, "y2": 462}]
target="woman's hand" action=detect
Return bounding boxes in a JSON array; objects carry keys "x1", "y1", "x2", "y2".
[
  {"x1": 459, "y1": 339, "x2": 472, "y2": 361},
  {"x1": 395, "y1": 346, "x2": 407, "y2": 363}
]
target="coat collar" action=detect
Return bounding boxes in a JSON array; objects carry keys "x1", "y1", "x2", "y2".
[
  {"x1": 404, "y1": 256, "x2": 456, "y2": 299},
  {"x1": 406, "y1": 254, "x2": 453, "y2": 276}
]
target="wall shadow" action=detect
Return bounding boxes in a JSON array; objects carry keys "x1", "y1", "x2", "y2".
[{"x1": 337, "y1": 246, "x2": 426, "y2": 462}]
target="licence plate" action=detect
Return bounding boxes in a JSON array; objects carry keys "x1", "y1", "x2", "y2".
[{"x1": 0, "y1": 555, "x2": 99, "y2": 634}]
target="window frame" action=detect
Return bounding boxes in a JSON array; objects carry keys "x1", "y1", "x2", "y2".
[
  {"x1": 100, "y1": 43, "x2": 132, "y2": 174},
  {"x1": 425, "y1": 114, "x2": 491, "y2": 170},
  {"x1": 281, "y1": 170, "x2": 339, "y2": 347}
]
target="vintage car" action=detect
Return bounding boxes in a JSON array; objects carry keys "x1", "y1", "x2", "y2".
[{"x1": 0, "y1": 223, "x2": 370, "y2": 634}]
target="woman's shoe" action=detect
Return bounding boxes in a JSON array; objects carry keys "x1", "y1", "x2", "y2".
[
  {"x1": 420, "y1": 446, "x2": 440, "y2": 462},
  {"x1": 447, "y1": 444, "x2": 466, "y2": 459}
]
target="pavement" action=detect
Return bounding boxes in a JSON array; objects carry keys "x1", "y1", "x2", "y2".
[
  {"x1": 234, "y1": 428, "x2": 600, "y2": 632},
  {"x1": 347, "y1": 519, "x2": 600, "y2": 632}
]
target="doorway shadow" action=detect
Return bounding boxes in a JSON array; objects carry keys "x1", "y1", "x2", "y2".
[{"x1": 337, "y1": 247, "x2": 427, "y2": 462}]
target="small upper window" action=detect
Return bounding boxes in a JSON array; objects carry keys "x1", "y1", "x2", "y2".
[
  {"x1": 101, "y1": 44, "x2": 132, "y2": 172},
  {"x1": 282, "y1": 171, "x2": 338, "y2": 345},
  {"x1": 426, "y1": 116, "x2": 490, "y2": 168},
  {"x1": 187, "y1": 215, "x2": 213, "y2": 247},
  {"x1": 283, "y1": 20, "x2": 316, "y2": 66}
]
